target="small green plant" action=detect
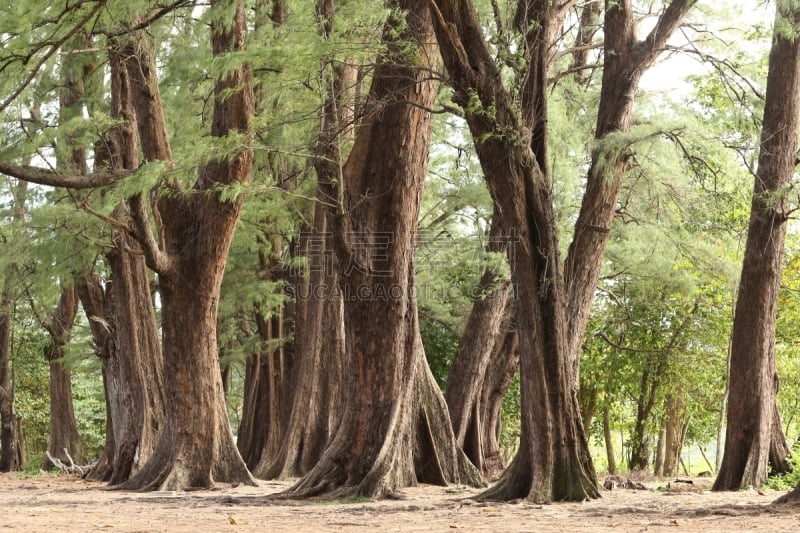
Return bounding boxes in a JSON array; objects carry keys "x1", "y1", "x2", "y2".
[{"x1": 765, "y1": 444, "x2": 800, "y2": 491}]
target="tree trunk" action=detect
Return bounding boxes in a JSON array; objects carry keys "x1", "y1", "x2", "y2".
[
  {"x1": 283, "y1": 2, "x2": 481, "y2": 498},
  {"x1": 654, "y1": 426, "x2": 665, "y2": 477},
  {"x1": 602, "y1": 404, "x2": 617, "y2": 475},
  {"x1": 42, "y1": 285, "x2": 84, "y2": 470},
  {"x1": 662, "y1": 394, "x2": 687, "y2": 477},
  {"x1": 0, "y1": 291, "x2": 22, "y2": 472},
  {"x1": 769, "y1": 401, "x2": 791, "y2": 474},
  {"x1": 76, "y1": 273, "x2": 118, "y2": 481},
  {"x1": 105, "y1": 231, "x2": 166, "y2": 485},
  {"x1": 78, "y1": 45, "x2": 167, "y2": 485},
  {"x1": 257, "y1": 2, "x2": 350, "y2": 478},
  {"x1": 118, "y1": 0, "x2": 255, "y2": 490},
  {"x1": 478, "y1": 326, "x2": 519, "y2": 480},
  {"x1": 446, "y1": 211, "x2": 510, "y2": 471},
  {"x1": 257, "y1": 208, "x2": 345, "y2": 479},
  {"x1": 432, "y1": 0, "x2": 599, "y2": 502},
  {"x1": 0, "y1": 180, "x2": 26, "y2": 472},
  {"x1": 240, "y1": 306, "x2": 287, "y2": 471},
  {"x1": 714, "y1": 3, "x2": 800, "y2": 492},
  {"x1": 570, "y1": 0, "x2": 602, "y2": 85}
]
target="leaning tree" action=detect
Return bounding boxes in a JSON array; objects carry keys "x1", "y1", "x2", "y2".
[{"x1": 716, "y1": 0, "x2": 800, "y2": 492}]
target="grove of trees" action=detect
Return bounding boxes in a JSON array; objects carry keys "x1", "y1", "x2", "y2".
[{"x1": 1, "y1": 0, "x2": 800, "y2": 505}]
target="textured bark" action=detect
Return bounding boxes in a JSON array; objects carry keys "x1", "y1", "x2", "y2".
[
  {"x1": 118, "y1": 0, "x2": 255, "y2": 490},
  {"x1": 477, "y1": 325, "x2": 519, "y2": 480},
  {"x1": 78, "y1": 47, "x2": 167, "y2": 485},
  {"x1": 283, "y1": 2, "x2": 481, "y2": 498},
  {"x1": 258, "y1": 204, "x2": 344, "y2": 479},
  {"x1": 238, "y1": 305, "x2": 289, "y2": 471},
  {"x1": 105, "y1": 231, "x2": 166, "y2": 485},
  {"x1": 564, "y1": 0, "x2": 696, "y2": 380},
  {"x1": 715, "y1": 4, "x2": 800, "y2": 492},
  {"x1": 769, "y1": 406, "x2": 791, "y2": 474},
  {"x1": 42, "y1": 286, "x2": 84, "y2": 470},
  {"x1": 446, "y1": 211, "x2": 510, "y2": 472},
  {"x1": 431, "y1": 0, "x2": 598, "y2": 502}
]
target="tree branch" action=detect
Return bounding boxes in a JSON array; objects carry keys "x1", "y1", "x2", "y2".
[
  {"x1": 129, "y1": 193, "x2": 174, "y2": 275},
  {"x1": 633, "y1": 0, "x2": 695, "y2": 71},
  {"x1": 0, "y1": 0, "x2": 106, "y2": 114},
  {"x1": 0, "y1": 162, "x2": 133, "y2": 189}
]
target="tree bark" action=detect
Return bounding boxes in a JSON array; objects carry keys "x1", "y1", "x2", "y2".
[
  {"x1": 477, "y1": 325, "x2": 519, "y2": 480},
  {"x1": 42, "y1": 285, "x2": 84, "y2": 470},
  {"x1": 76, "y1": 273, "x2": 118, "y2": 481},
  {"x1": 118, "y1": 0, "x2": 255, "y2": 490},
  {"x1": 715, "y1": 3, "x2": 800, "y2": 492},
  {"x1": 283, "y1": 2, "x2": 481, "y2": 498},
  {"x1": 769, "y1": 406, "x2": 791, "y2": 474}
]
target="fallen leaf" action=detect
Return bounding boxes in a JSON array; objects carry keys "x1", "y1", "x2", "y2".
[{"x1": 757, "y1": 490, "x2": 766, "y2": 496}]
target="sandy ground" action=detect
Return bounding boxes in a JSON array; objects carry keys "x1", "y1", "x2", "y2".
[{"x1": 1, "y1": 473, "x2": 799, "y2": 532}]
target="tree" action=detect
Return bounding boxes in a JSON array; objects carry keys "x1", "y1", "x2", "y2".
[
  {"x1": 246, "y1": 0, "x2": 349, "y2": 479},
  {"x1": 715, "y1": 0, "x2": 800, "y2": 492},
  {"x1": 445, "y1": 211, "x2": 511, "y2": 476},
  {"x1": 117, "y1": 0, "x2": 255, "y2": 490},
  {"x1": 284, "y1": 0, "x2": 481, "y2": 498},
  {"x1": 40, "y1": 285, "x2": 83, "y2": 470},
  {"x1": 0, "y1": 179, "x2": 28, "y2": 472}
]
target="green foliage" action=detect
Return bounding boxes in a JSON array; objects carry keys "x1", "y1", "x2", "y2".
[{"x1": 766, "y1": 444, "x2": 800, "y2": 490}]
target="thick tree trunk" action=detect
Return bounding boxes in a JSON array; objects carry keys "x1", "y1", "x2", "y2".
[
  {"x1": 715, "y1": 4, "x2": 800, "y2": 492},
  {"x1": 78, "y1": 46, "x2": 167, "y2": 485},
  {"x1": 105, "y1": 232, "x2": 166, "y2": 485},
  {"x1": 118, "y1": 0, "x2": 255, "y2": 490},
  {"x1": 257, "y1": 3, "x2": 350, "y2": 477},
  {"x1": 42, "y1": 286, "x2": 84, "y2": 470},
  {"x1": 283, "y1": 2, "x2": 481, "y2": 498}
]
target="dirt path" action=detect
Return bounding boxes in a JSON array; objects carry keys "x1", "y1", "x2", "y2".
[{"x1": 1, "y1": 473, "x2": 799, "y2": 532}]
